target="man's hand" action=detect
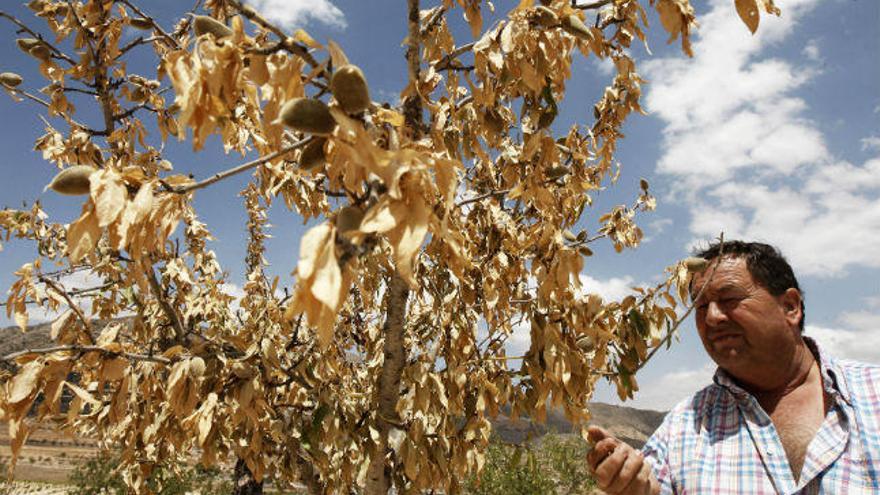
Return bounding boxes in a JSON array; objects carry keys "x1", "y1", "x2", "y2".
[{"x1": 586, "y1": 426, "x2": 659, "y2": 495}]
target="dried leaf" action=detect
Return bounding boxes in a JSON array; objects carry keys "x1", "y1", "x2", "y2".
[{"x1": 735, "y1": 0, "x2": 760, "y2": 34}]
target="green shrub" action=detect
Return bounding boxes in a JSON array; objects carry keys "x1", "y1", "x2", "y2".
[
  {"x1": 68, "y1": 452, "x2": 232, "y2": 495},
  {"x1": 464, "y1": 434, "x2": 597, "y2": 495}
]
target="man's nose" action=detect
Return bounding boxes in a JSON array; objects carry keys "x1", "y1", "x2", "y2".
[{"x1": 705, "y1": 301, "x2": 727, "y2": 326}]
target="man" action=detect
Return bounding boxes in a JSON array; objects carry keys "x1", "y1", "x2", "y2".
[{"x1": 586, "y1": 240, "x2": 880, "y2": 494}]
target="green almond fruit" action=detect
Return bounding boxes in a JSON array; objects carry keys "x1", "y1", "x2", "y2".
[
  {"x1": 330, "y1": 64, "x2": 371, "y2": 115},
  {"x1": 335, "y1": 206, "x2": 365, "y2": 234},
  {"x1": 299, "y1": 137, "x2": 327, "y2": 171},
  {"x1": 29, "y1": 44, "x2": 51, "y2": 61},
  {"x1": 193, "y1": 15, "x2": 232, "y2": 39},
  {"x1": 16, "y1": 38, "x2": 42, "y2": 54},
  {"x1": 129, "y1": 18, "x2": 154, "y2": 30},
  {"x1": 44, "y1": 165, "x2": 95, "y2": 195},
  {"x1": 684, "y1": 257, "x2": 710, "y2": 273},
  {"x1": 562, "y1": 230, "x2": 578, "y2": 242},
  {"x1": 561, "y1": 14, "x2": 592, "y2": 41},
  {"x1": 534, "y1": 6, "x2": 559, "y2": 28},
  {"x1": 280, "y1": 98, "x2": 336, "y2": 135},
  {"x1": 576, "y1": 335, "x2": 595, "y2": 352},
  {"x1": 545, "y1": 166, "x2": 569, "y2": 180},
  {"x1": 0, "y1": 72, "x2": 23, "y2": 88}
]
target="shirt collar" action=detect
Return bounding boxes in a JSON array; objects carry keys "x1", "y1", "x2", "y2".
[{"x1": 711, "y1": 336, "x2": 853, "y2": 407}]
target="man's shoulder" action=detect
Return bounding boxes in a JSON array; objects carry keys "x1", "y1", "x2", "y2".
[
  {"x1": 827, "y1": 355, "x2": 880, "y2": 405},
  {"x1": 662, "y1": 382, "x2": 730, "y2": 423}
]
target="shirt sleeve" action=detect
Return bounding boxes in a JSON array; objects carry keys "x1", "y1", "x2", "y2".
[{"x1": 642, "y1": 413, "x2": 675, "y2": 495}]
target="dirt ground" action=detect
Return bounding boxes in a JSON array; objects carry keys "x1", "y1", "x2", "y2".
[{"x1": 0, "y1": 421, "x2": 96, "y2": 486}]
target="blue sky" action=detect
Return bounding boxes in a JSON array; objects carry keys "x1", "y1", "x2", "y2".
[{"x1": 0, "y1": 0, "x2": 878, "y2": 411}]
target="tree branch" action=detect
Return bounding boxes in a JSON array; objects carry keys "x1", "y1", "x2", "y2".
[
  {"x1": 226, "y1": 0, "x2": 321, "y2": 70},
  {"x1": 456, "y1": 189, "x2": 510, "y2": 208},
  {"x1": 0, "y1": 11, "x2": 76, "y2": 65},
  {"x1": 573, "y1": 0, "x2": 614, "y2": 10},
  {"x1": 433, "y1": 42, "x2": 475, "y2": 71},
  {"x1": 145, "y1": 263, "x2": 187, "y2": 340},
  {"x1": 38, "y1": 276, "x2": 93, "y2": 336},
  {"x1": 172, "y1": 138, "x2": 310, "y2": 194},
  {"x1": 2, "y1": 345, "x2": 171, "y2": 365},
  {"x1": 118, "y1": 0, "x2": 181, "y2": 50}
]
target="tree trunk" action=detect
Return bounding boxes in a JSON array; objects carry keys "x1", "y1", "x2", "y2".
[
  {"x1": 365, "y1": 2, "x2": 421, "y2": 493},
  {"x1": 365, "y1": 274, "x2": 411, "y2": 494},
  {"x1": 232, "y1": 458, "x2": 263, "y2": 495}
]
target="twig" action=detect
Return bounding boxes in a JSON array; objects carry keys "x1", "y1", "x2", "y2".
[
  {"x1": 113, "y1": 101, "x2": 158, "y2": 121},
  {"x1": 456, "y1": 189, "x2": 510, "y2": 208},
  {"x1": 612, "y1": 234, "x2": 726, "y2": 376},
  {"x1": 1, "y1": 345, "x2": 171, "y2": 365},
  {"x1": 172, "y1": 138, "x2": 311, "y2": 194},
  {"x1": 145, "y1": 264, "x2": 187, "y2": 340},
  {"x1": 574, "y1": 0, "x2": 614, "y2": 10},
  {"x1": 0, "y1": 11, "x2": 76, "y2": 65},
  {"x1": 226, "y1": 0, "x2": 320, "y2": 70},
  {"x1": 38, "y1": 276, "x2": 92, "y2": 333},
  {"x1": 434, "y1": 42, "x2": 475, "y2": 71},
  {"x1": 118, "y1": 0, "x2": 180, "y2": 50},
  {"x1": 420, "y1": 7, "x2": 446, "y2": 36}
]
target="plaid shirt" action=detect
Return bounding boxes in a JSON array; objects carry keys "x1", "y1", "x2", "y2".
[{"x1": 643, "y1": 338, "x2": 880, "y2": 494}]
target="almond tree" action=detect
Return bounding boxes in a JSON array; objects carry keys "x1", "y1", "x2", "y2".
[{"x1": 0, "y1": 0, "x2": 772, "y2": 493}]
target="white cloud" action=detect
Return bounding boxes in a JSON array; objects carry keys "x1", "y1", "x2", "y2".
[
  {"x1": 617, "y1": 363, "x2": 716, "y2": 411},
  {"x1": 806, "y1": 323, "x2": 880, "y2": 364},
  {"x1": 646, "y1": 0, "x2": 880, "y2": 277},
  {"x1": 6, "y1": 270, "x2": 106, "y2": 327},
  {"x1": 802, "y1": 39, "x2": 821, "y2": 62},
  {"x1": 245, "y1": 0, "x2": 346, "y2": 30},
  {"x1": 579, "y1": 274, "x2": 636, "y2": 302},
  {"x1": 861, "y1": 135, "x2": 880, "y2": 152}
]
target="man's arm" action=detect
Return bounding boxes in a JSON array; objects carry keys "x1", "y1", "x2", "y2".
[{"x1": 586, "y1": 426, "x2": 661, "y2": 495}]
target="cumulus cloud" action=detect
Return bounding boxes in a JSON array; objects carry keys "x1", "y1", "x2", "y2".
[
  {"x1": 861, "y1": 135, "x2": 880, "y2": 152},
  {"x1": 245, "y1": 0, "x2": 346, "y2": 30},
  {"x1": 802, "y1": 39, "x2": 821, "y2": 62},
  {"x1": 645, "y1": 0, "x2": 880, "y2": 277},
  {"x1": 579, "y1": 274, "x2": 637, "y2": 302},
  {"x1": 1, "y1": 270, "x2": 105, "y2": 328},
  {"x1": 806, "y1": 322, "x2": 880, "y2": 364},
  {"x1": 617, "y1": 363, "x2": 716, "y2": 411}
]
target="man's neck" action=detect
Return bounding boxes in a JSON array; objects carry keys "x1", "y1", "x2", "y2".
[{"x1": 730, "y1": 342, "x2": 818, "y2": 406}]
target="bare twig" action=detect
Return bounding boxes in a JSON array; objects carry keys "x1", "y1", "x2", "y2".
[
  {"x1": 420, "y1": 7, "x2": 446, "y2": 36},
  {"x1": 0, "y1": 11, "x2": 76, "y2": 65},
  {"x1": 118, "y1": 0, "x2": 181, "y2": 50},
  {"x1": 39, "y1": 276, "x2": 92, "y2": 333},
  {"x1": 456, "y1": 189, "x2": 510, "y2": 208},
  {"x1": 433, "y1": 42, "x2": 475, "y2": 71},
  {"x1": 226, "y1": 0, "x2": 321, "y2": 70},
  {"x1": 172, "y1": 138, "x2": 311, "y2": 194},
  {"x1": 574, "y1": 0, "x2": 615, "y2": 10},
  {"x1": 598, "y1": 234, "x2": 726, "y2": 378},
  {"x1": 2, "y1": 345, "x2": 171, "y2": 365},
  {"x1": 145, "y1": 264, "x2": 187, "y2": 340}
]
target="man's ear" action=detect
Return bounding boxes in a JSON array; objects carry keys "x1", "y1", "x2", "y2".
[{"x1": 781, "y1": 288, "x2": 802, "y2": 326}]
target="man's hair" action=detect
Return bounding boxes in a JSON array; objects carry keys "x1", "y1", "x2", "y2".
[{"x1": 694, "y1": 240, "x2": 805, "y2": 332}]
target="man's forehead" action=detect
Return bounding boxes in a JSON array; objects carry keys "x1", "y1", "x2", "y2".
[{"x1": 689, "y1": 257, "x2": 754, "y2": 298}]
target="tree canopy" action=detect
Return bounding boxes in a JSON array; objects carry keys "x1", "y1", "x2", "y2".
[{"x1": 0, "y1": 0, "x2": 773, "y2": 493}]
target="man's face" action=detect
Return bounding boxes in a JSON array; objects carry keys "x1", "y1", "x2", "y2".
[{"x1": 691, "y1": 256, "x2": 803, "y2": 380}]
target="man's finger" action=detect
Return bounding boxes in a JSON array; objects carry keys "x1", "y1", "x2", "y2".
[
  {"x1": 587, "y1": 437, "x2": 619, "y2": 471},
  {"x1": 594, "y1": 443, "x2": 630, "y2": 490},
  {"x1": 621, "y1": 459, "x2": 654, "y2": 495},
  {"x1": 606, "y1": 448, "x2": 644, "y2": 493},
  {"x1": 587, "y1": 425, "x2": 610, "y2": 444}
]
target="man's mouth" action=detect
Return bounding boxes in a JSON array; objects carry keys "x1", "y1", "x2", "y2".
[{"x1": 710, "y1": 333, "x2": 741, "y2": 344}]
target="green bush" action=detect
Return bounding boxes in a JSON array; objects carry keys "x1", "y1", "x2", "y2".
[
  {"x1": 464, "y1": 434, "x2": 597, "y2": 495},
  {"x1": 68, "y1": 452, "x2": 232, "y2": 495}
]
